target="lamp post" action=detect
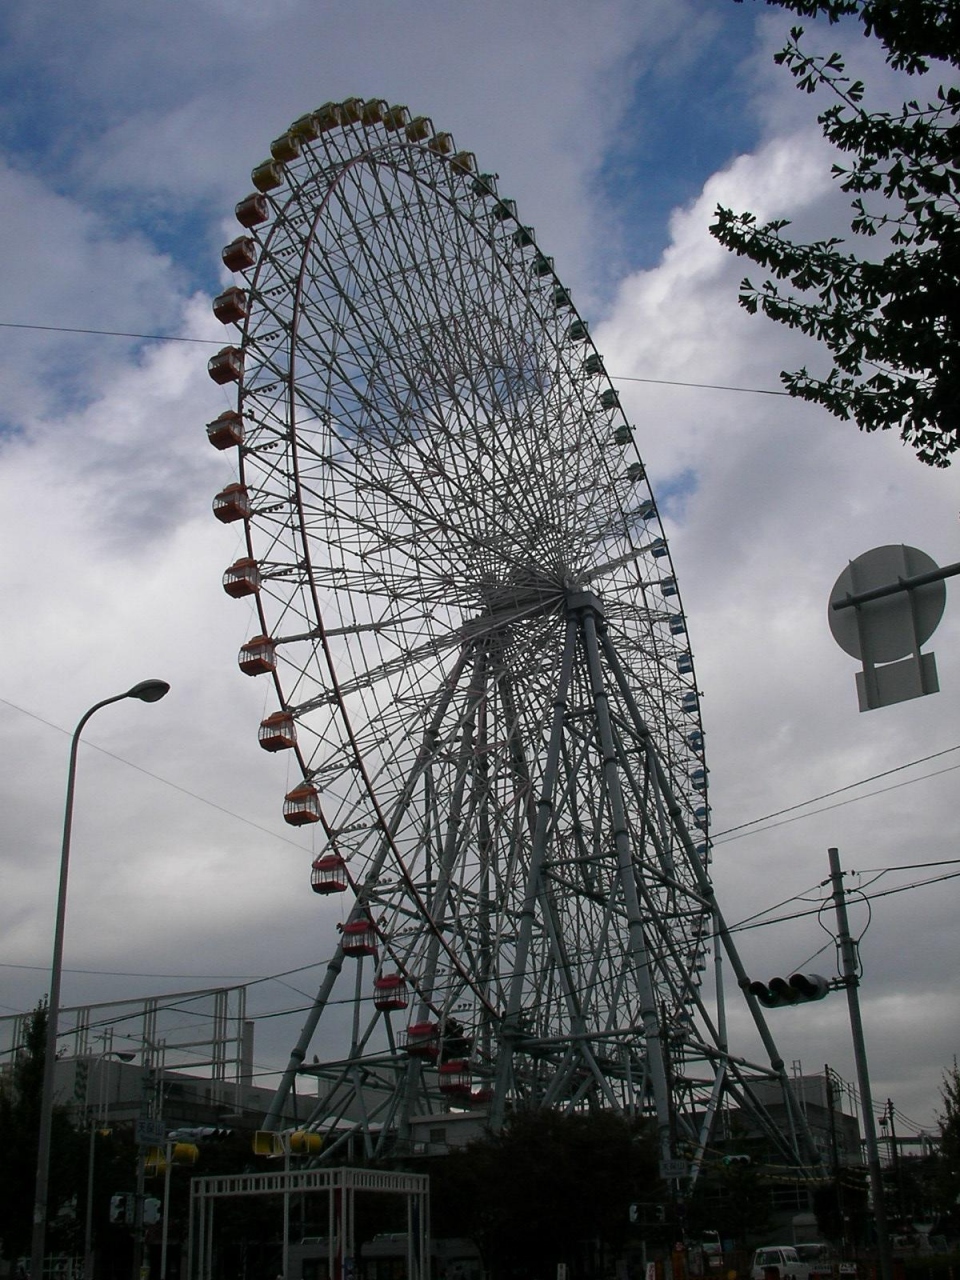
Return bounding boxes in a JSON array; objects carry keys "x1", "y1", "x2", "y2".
[{"x1": 30, "y1": 680, "x2": 170, "y2": 1280}]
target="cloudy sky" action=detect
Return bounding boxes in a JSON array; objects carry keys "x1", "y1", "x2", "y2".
[{"x1": 0, "y1": 0, "x2": 957, "y2": 1139}]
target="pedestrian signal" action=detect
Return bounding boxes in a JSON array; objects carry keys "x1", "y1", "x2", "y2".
[{"x1": 110, "y1": 1193, "x2": 134, "y2": 1224}]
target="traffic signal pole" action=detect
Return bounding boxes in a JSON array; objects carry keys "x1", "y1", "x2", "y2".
[
  {"x1": 160, "y1": 1141, "x2": 173, "y2": 1280},
  {"x1": 132, "y1": 1135, "x2": 147, "y2": 1280},
  {"x1": 827, "y1": 847, "x2": 893, "y2": 1280}
]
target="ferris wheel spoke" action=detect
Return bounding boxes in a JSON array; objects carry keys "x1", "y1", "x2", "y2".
[{"x1": 211, "y1": 99, "x2": 815, "y2": 1177}]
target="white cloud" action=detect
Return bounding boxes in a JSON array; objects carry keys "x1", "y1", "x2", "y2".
[{"x1": 1, "y1": 0, "x2": 956, "y2": 1133}]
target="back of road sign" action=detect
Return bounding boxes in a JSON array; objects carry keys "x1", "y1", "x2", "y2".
[{"x1": 828, "y1": 545, "x2": 945, "y2": 711}]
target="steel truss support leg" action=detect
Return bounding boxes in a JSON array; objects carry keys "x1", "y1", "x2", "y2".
[
  {"x1": 491, "y1": 612, "x2": 579, "y2": 1127},
  {"x1": 597, "y1": 624, "x2": 821, "y2": 1169},
  {"x1": 576, "y1": 596, "x2": 673, "y2": 1160}
]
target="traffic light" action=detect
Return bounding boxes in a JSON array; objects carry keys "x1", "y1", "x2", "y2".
[
  {"x1": 253, "y1": 1130, "x2": 285, "y2": 1158},
  {"x1": 254, "y1": 1129, "x2": 323, "y2": 1157},
  {"x1": 110, "y1": 1194, "x2": 134, "y2": 1224},
  {"x1": 747, "y1": 973, "x2": 831, "y2": 1008},
  {"x1": 722, "y1": 1154, "x2": 751, "y2": 1166},
  {"x1": 288, "y1": 1130, "x2": 324, "y2": 1155},
  {"x1": 143, "y1": 1198, "x2": 162, "y2": 1226},
  {"x1": 628, "y1": 1203, "x2": 666, "y2": 1225}
]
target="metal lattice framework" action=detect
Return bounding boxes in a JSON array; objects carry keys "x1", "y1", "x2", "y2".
[
  {"x1": 188, "y1": 1167, "x2": 428, "y2": 1280},
  {"x1": 208, "y1": 97, "x2": 816, "y2": 1182}
]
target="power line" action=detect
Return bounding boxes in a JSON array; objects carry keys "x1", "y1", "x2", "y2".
[
  {"x1": 612, "y1": 372, "x2": 788, "y2": 397},
  {"x1": 726, "y1": 865, "x2": 960, "y2": 935},
  {"x1": 713, "y1": 760, "x2": 960, "y2": 845},
  {"x1": 6, "y1": 694, "x2": 956, "y2": 869},
  {"x1": 6, "y1": 856, "x2": 957, "y2": 986},
  {"x1": 0, "y1": 695, "x2": 311, "y2": 855},
  {"x1": 0, "y1": 319, "x2": 789, "y2": 398},
  {"x1": 0, "y1": 321, "x2": 221, "y2": 345},
  {"x1": 4, "y1": 692, "x2": 958, "y2": 966},
  {"x1": 712, "y1": 744, "x2": 960, "y2": 839},
  {"x1": 0, "y1": 960, "x2": 264, "y2": 981}
]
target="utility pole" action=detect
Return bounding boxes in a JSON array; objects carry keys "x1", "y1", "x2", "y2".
[
  {"x1": 885, "y1": 1099, "x2": 904, "y2": 1225},
  {"x1": 828, "y1": 848, "x2": 893, "y2": 1280},
  {"x1": 824, "y1": 1066, "x2": 848, "y2": 1257}
]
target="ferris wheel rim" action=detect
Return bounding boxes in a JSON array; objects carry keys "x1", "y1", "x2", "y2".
[{"x1": 216, "y1": 99, "x2": 711, "y2": 1032}]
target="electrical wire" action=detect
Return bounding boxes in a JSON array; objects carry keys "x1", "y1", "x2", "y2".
[
  {"x1": 725, "y1": 865, "x2": 960, "y2": 935},
  {"x1": 712, "y1": 744, "x2": 960, "y2": 839},
  {"x1": 6, "y1": 694, "x2": 957, "y2": 872},
  {"x1": 0, "y1": 321, "x2": 221, "y2": 344},
  {"x1": 612, "y1": 372, "x2": 788, "y2": 396},
  {"x1": 713, "y1": 760, "x2": 960, "y2": 845},
  {"x1": 4, "y1": 846, "x2": 958, "y2": 991},
  {"x1": 0, "y1": 960, "x2": 266, "y2": 980},
  {"x1": 0, "y1": 319, "x2": 790, "y2": 397},
  {"x1": 0, "y1": 695, "x2": 311, "y2": 855},
  {"x1": 3, "y1": 695, "x2": 959, "y2": 1069}
]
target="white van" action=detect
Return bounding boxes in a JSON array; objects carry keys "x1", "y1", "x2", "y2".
[
  {"x1": 701, "y1": 1232, "x2": 723, "y2": 1269},
  {"x1": 750, "y1": 1246, "x2": 809, "y2": 1280}
]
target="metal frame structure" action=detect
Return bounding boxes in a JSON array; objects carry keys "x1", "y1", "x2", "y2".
[
  {"x1": 209, "y1": 97, "x2": 818, "y2": 1184},
  {"x1": 188, "y1": 1166, "x2": 428, "y2": 1280},
  {"x1": 1, "y1": 986, "x2": 249, "y2": 1083}
]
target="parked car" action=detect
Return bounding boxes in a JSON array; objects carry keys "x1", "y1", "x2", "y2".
[{"x1": 750, "y1": 1246, "x2": 809, "y2": 1280}]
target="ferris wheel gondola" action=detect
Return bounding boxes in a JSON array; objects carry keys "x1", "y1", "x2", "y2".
[{"x1": 207, "y1": 97, "x2": 818, "y2": 1179}]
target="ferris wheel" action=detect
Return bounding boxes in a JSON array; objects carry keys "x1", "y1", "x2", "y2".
[{"x1": 207, "y1": 97, "x2": 815, "y2": 1178}]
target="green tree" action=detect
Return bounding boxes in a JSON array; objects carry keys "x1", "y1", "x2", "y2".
[
  {"x1": 935, "y1": 1061, "x2": 960, "y2": 1228},
  {"x1": 428, "y1": 1109, "x2": 661, "y2": 1280},
  {"x1": 0, "y1": 1003, "x2": 86, "y2": 1262},
  {"x1": 714, "y1": 1161, "x2": 771, "y2": 1249},
  {"x1": 813, "y1": 1169, "x2": 870, "y2": 1249},
  {"x1": 712, "y1": 0, "x2": 960, "y2": 466}
]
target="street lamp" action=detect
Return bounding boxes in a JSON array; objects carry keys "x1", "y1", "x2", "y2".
[{"x1": 30, "y1": 680, "x2": 170, "y2": 1280}]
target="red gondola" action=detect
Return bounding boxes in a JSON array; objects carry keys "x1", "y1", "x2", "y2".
[
  {"x1": 258, "y1": 711, "x2": 296, "y2": 752},
  {"x1": 373, "y1": 973, "x2": 408, "y2": 1011},
  {"x1": 283, "y1": 784, "x2": 321, "y2": 826},
  {"x1": 207, "y1": 347, "x2": 243, "y2": 385},
  {"x1": 235, "y1": 194, "x2": 268, "y2": 228},
  {"x1": 206, "y1": 410, "x2": 244, "y2": 451},
  {"x1": 438, "y1": 1061, "x2": 471, "y2": 1096},
  {"x1": 238, "y1": 635, "x2": 276, "y2": 676},
  {"x1": 212, "y1": 286, "x2": 248, "y2": 325},
  {"x1": 341, "y1": 918, "x2": 378, "y2": 958},
  {"x1": 403, "y1": 1022, "x2": 439, "y2": 1059},
  {"x1": 221, "y1": 236, "x2": 256, "y2": 272},
  {"x1": 311, "y1": 854, "x2": 348, "y2": 895},
  {"x1": 213, "y1": 483, "x2": 251, "y2": 524},
  {"x1": 222, "y1": 558, "x2": 261, "y2": 598}
]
